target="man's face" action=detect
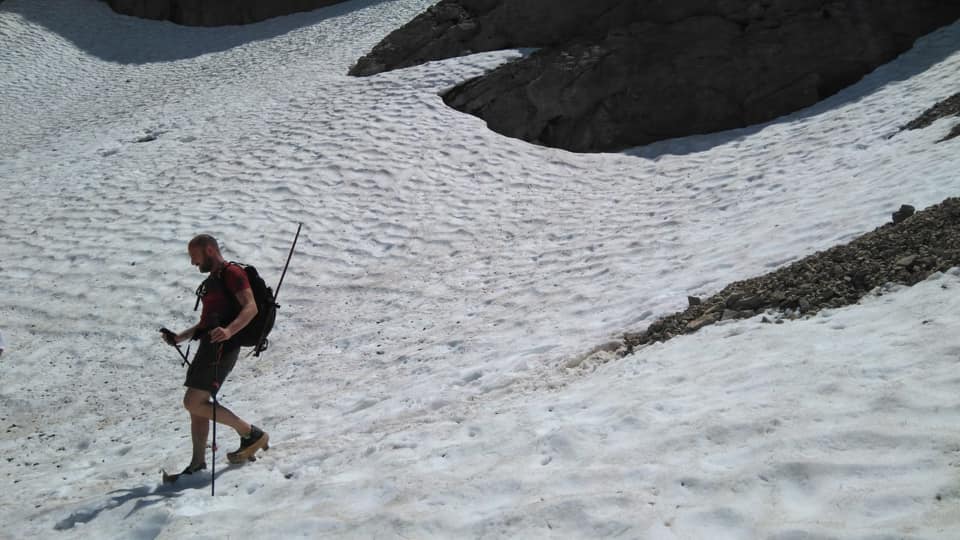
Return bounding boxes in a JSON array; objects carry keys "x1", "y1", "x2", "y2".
[{"x1": 189, "y1": 245, "x2": 214, "y2": 273}]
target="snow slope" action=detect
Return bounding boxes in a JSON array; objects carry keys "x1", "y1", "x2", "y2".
[{"x1": 1, "y1": 0, "x2": 959, "y2": 537}]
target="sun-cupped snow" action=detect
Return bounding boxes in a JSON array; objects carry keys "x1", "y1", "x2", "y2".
[{"x1": 1, "y1": 0, "x2": 959, "y2": 538}]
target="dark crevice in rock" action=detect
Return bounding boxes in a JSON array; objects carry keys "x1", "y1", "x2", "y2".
[{"x1": 615, "y1": 198, "x2": 960, "y2": 356}]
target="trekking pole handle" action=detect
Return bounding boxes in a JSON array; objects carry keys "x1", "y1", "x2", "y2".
[{"x1": 161, "y1": 327, "x2": 191, "y2": 366}]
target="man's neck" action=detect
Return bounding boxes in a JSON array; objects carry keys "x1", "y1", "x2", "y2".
[{"x1": 210, "y1": 259, "x2": 226, "y2": 275}]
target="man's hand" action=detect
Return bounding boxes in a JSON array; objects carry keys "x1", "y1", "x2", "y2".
[
  {"x1": 160, "y1": 327, "x2": 178, "y2": 346},
  {"x1": 208, "y1": 326, "x2": 233, "y2": 343}
]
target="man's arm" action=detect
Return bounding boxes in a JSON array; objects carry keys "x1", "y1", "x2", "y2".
[
  {"x1": 177, "y1": 325, "x2": 199, "y2": 343},
  {"x1": 209, "y1": 288, "x2": 258, "y2": 343},
  {"x1": 162, "y1": 324, "x2": 199, "y2": 345}
]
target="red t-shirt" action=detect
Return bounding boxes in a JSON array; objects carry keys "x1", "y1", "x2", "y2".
[{"x1": 199, "y1": 263, "x2": 250, "y2": 329}]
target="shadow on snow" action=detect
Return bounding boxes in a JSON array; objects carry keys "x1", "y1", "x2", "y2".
[
  {"x1": 52, "y1": 466, "x2": 240, "y2": 531},
  {"x1": 1, "y1": 0, "x2": 392, "y2": 64}
]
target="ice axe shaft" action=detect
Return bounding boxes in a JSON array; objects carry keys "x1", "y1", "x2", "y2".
[
  {"x1": 274, "y1": 222, "x2": 302, "y2": 300},
  {"x1": 251, "y1": 223, "x2": 301, "y2": 357}
]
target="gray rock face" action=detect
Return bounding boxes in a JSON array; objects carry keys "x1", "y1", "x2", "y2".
[
  {"x1": 350, "y1": 0, "x2": 617, "y2": 77},
  {"x1": 352, "y1": 1, "x2": 960, "y2": 152},
  {"x1": 100, "y1": 0, "x2": 348, "y2": 26}
]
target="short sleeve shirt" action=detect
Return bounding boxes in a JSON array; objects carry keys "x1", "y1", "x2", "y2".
[{"x1": 199, "y1": 264, "x2": 250, "y2": 328}]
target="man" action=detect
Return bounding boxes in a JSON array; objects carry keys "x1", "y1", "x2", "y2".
[{"x1": 161, "y1": 234, "x2": 269, "y2": 476}]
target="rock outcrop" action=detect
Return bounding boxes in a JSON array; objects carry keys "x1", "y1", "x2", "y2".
[
  {"x1": 903, "y1": 91, "x2": 960, "y2": 142},
  {"x1": 352, "y1": 1, "x2": 960, "y2": 152},
  {"x1": 100, "y1": 0, "x2": 348, "y2": 27},
  {"x1": 619, "y1": 197, "x2": 960, "y2": 353}
]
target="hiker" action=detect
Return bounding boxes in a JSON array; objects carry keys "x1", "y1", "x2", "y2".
[{"x1": 161, "y1": 234, "x2": 269, "y2": 476}]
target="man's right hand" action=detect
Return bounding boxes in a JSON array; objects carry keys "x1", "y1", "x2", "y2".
[{"x1": 160, "y1": 327, "x2": 178, "y2": 346}]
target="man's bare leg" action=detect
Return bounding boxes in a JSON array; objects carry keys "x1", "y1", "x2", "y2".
[
  {"x1": 183, "y1": 388, "x2": 252, "y2": 439},
  {"x1": 189, "y1": 413, "x2": 208, "y2": 467}
]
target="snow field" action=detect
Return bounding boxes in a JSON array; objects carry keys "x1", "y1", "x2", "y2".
[{"x1": 1, "y1": 0, "x2": 960, "y2": 537}]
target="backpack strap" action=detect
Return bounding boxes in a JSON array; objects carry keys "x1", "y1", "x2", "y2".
[
  {"x1": 220, "y1": 262, "x2": 246, "y2": 314},
  {"x1": 193, "y1": 262, "x2": 243, "y2": 312}
]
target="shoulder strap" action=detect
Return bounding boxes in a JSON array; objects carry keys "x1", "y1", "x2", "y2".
[
  {"x1": 220, "y1": 262, "x2": 246, "y2": 310},
  {"x1": 193, "y1": 263, "x2": 241, "y2": 312}
]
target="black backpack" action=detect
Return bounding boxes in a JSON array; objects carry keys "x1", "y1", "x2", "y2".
[
  {"x1": 196, "y1": 262, "x2": 278, "y2": 356},
  {"x1": 229, "y1": 262, "x2": 278, "y2": 355}
]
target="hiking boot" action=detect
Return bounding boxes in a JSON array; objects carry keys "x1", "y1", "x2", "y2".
[
  {"x1": 161, "y1": 462, "x2": 207, "y2": 484},
  {"x1": 227, "y1": 425, "x2": 269, "y2": 464},
  {"x1": 181, "y1": 462, "x2": 207, "y2": 475}
]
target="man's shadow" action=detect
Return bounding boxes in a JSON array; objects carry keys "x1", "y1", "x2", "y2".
[{"x1": 53, "y1": 465, "x2": 239, "y2": 531}]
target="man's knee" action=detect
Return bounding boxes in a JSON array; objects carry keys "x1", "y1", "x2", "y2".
[{"x1": 183, "y1": 389, "x2": 210, "y2": 413}]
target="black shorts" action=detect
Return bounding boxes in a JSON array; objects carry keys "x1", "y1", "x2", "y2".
[{"x1": 184, "y1": 339, "x2": 240, "y2": 395}]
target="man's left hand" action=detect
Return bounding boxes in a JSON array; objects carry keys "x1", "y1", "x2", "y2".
[{"x1": 209, "y1": 327, "x2": 233, "y2": 343}]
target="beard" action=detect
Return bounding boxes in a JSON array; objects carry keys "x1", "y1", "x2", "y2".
[{"x1": 198, "y1": 255, "x2": 213, "y2": 273}]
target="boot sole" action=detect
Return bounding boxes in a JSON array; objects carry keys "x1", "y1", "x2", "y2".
[{"x1": 227, "y1": 433, "x2": 270, "y2": 464}]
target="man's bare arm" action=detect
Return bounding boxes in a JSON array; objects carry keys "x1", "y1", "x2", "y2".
[{"x1": 161, "y1": 324, "x2": 199, "y2": 345}]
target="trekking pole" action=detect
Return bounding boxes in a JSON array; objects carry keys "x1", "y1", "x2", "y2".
[
  {"x1": 161, "y1": 328, "x2": 191, "y2": 367},
  {"x1": 174, "y1": 344, "x2": 191, "y2": 367},
  {"x1": 211, "y1": 342, "x2": 223, "y2": 497},
  {"x1": 252, "y1": 222, "x2": 302, "y2": 356},
  {"x1": 211, "y1": 382, "x2": 217, "y2": 497}
]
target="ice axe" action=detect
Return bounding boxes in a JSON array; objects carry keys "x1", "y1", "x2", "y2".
[{"x1": 249, "y1": 221, "x2": 302, "y2": 357}]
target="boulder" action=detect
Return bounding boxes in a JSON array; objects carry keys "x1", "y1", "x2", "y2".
[
  {"x1": 686, "y1": 312, "x2": 721, "y2": 332},
  {"x1": 352, "y1": 0, "x2": 960, "y2": 152},
  {"x1": 892, "y1": 205, "x2": 916, "y2": 224}
]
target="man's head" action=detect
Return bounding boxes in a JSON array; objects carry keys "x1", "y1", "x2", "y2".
[{"x1": 188, "y1": 234, "x2": 224, "y2": 273}]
